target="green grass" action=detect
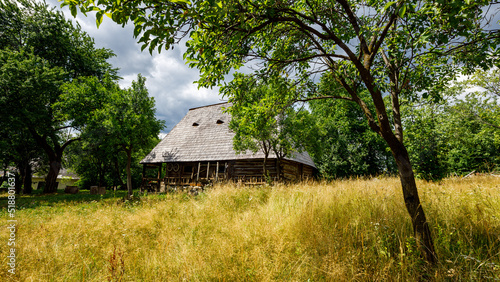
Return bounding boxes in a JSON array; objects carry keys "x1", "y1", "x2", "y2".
[{"x1": 1, "y1": 176, "x2": 499, "y2": 281}]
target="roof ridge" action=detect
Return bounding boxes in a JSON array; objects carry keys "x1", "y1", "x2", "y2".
[{"x1": 188, "y1": 101, "x2": 229, "y2": 111}]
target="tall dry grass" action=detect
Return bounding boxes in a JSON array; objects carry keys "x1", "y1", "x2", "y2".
[{"x1": 1, "y1": 176, "x2": 499, "y2": 281}]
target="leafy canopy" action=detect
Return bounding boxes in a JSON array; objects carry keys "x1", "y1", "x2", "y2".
[
  {"x1": 0, "y1": 0, "x2": 117, "y2": 193},
  {"x1": 63, "y1": 0, "x2": 499, "y2": 138}
]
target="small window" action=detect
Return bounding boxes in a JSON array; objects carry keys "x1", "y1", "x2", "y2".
[
  {"x1": 216, "y1": 119, "x2": 224, "y2": 124},
  {"x1": 184, "y1": 166, "x2": 193, "y2": 173},
  {"x1": 192, "y1": 122, "x2": 199, "y2": 126}
]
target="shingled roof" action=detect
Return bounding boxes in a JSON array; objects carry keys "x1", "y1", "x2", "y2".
[{"x1": 141, "y1": 102, "x2": 316, "y2": 167}]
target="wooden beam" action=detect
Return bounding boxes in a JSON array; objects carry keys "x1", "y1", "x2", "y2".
[
  {"x1": 206, "y1": 162, "x2": 210, "y2": 179},
  {"x1": 157, "y1": 164, "x2": 162, "y2": 192},
  {"x1": 197, "y1": 162, "x2": 201, "y2": 182},
  {"x1": 216, "y1": 161, "x2": 219, "y2": 181}
]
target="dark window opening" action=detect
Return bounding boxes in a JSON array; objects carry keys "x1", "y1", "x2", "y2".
[
  {"x1": 216, "y1": 119, "x2": 224, "y2": 124},
  {"x1": 192, "y1": 122, "x2": 199, "y2": 126},
  {"x1": 218, "y1": 165, "x2": 226, "y2": 173},
  {"x1": 184, "y1": 166, "x2": 193, "y2": 173}
]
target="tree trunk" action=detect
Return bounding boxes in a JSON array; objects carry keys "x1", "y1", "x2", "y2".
[
  {"x1": 28, "y1": 128, "x2": 80, "y2": 194},
  {"x1": 125, "y1": 148, "x2": 133, "y2": 197},
  {"x1": 389, "y1": 140, "x2": 437, "y2": 264},
  {"x1": 44, "y1": 158, "x2": 61, "y2": 193}
]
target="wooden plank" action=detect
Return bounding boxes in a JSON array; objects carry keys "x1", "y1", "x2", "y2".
[
  {"x1": 216, "y1": 161, "x2": 219, "y2": 181},
  {"x1": 207, "y1": 162, "x2": 210, "y2": 179},
  {"x1": 197, "y1": 162, "x2": 201, "y2": 181}
]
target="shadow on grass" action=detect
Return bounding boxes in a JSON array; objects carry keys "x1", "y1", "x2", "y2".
[{"x1": 0, "y1": 188, "x2": 132, "y2": 210}]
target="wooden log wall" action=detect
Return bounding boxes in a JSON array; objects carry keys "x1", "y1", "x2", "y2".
[
  {"x1": 302, "y1": 165, "x2": 314, "y2": 179},
  {"x1": 280, "y1": 160, "x2": 315, "y2": 181},
  {"x1": 233, "y1": 159, "x2": 277, "y2": 176},
  {"x1": 281, "y1": 159, "x2": 299, "y2": 181},
  {"x1": 143, "y1": 159, "x2": 316, "y2": 189}
]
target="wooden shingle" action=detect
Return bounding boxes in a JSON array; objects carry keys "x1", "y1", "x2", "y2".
[{"x1": 140, "y1": 102, "x2": 316, "y2": 168}]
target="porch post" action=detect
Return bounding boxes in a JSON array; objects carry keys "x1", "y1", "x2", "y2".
[
  {"x1": 216, "y1": 161, "x2": 219, "y2": 181},
  {"x1": 197, "y1": 162, "x2": 201, "y2": 182},
  {"x1": 157, "y1": 164, "x2": 161, "y2": 191},
  {"x1": 206, "y1": 162, "x2": 210, "y2": 179}
]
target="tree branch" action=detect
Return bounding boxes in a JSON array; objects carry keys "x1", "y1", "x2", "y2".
[{"x1": 295, "y1": 95, "x2": 354, "y2": 103}]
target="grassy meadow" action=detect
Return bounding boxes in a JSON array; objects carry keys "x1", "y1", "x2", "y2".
[{"x1": 1, "y1": 176, "x2": 499, "y2": 281}]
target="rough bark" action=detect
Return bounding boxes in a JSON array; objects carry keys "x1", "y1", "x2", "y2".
[
  {"x1": 44, "y1": 158, "x2": 62, "y2": 193},
  {"x1": 388, "y1": 138, "x2": 437, "y2": 264},
  {"x1": 28, "y1": 128, "x2": 79, "y2": 194},
  {"x1": 261, "y1": 141, "x2": 270, "y2": 180}
]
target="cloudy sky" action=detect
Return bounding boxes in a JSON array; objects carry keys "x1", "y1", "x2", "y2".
[
  {"x1": 46, "y1": 0, "x2": 224, "y2": 134},
  {"x1": 44, "y1": 1, "x2": 500, "y2": 135}
]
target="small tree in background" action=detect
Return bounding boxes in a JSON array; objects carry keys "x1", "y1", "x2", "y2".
[{"x1": 224, "y1": 75, "x2": 319, "y2": 181}]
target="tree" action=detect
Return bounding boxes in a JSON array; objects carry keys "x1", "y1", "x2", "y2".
[
  {"x1": 224, "y1": 75, "x2": 315, "y2": 180},
  {"x1": 57, "y1": 74, "x2": 118, "y2": 189},
  {"x1": 0, "y1": 0, "x2": 117, "y2": 193},
  {"x1": 64, "y1": 0, "x2": 500, "y2": 263},
  {"x1": 404, "y1": 95, "x2": 500, "y2": 178},
  {"x1": 60, "y1": 74, "x2": 165, "y2": 197},
  {"x1": 455, "y1": 69, "x2": 500, "y2": 130},
  {"x1": 0, "y1": 49, "x2": 65, "y2": 194},
  {"x1": 102, "y1": 75, "x2": 164, "y2": 196},
  {"x1": 309, "y1": 95, "x2": 396, "y2": 179},
  {"x1": 445, "y1": 69, "x2": 500, "y2": 173},
  {"x1": 403, "y1": 101, "x2": 448, "y2": 181}
]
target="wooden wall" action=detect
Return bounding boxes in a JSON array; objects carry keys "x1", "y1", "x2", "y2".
[
  {"x1": 142, "y1": 158, "x2": 316, "y2": 188},
  {"x1": 231, "y1": 159, "x2": 278, "y2": 183}
]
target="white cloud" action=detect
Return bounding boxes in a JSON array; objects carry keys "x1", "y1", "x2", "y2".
[{"x1": 45, "y1": 0, "x2": 221, "y2": 133}]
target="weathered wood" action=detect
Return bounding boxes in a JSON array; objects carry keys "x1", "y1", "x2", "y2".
[
  {"x1": 197, "y1": 162, "x2": 201, "y2": 181},
  {"x1": 157, "y1": 164, "x2": 162, "y2": 191},
  {"x1": 463, "y1": 170, "x2": 476, "y2": 178},
  {"x1": 216, "y1": 161, "x2": 219, "y2": 181},
  {"x1": 146, "y1": 157, "x2": 315, "y2": 187}
]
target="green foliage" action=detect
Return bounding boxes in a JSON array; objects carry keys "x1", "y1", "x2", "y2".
[
  {"x1": 403, "y1": 102, "x2": 448, "y2": 180},
  {"x1": 404, "y1": 79, "x2": 500, "y2": 179},
  {"x1": 0, "y1": 0, "x2": 117, "y2": 193},
  {"x1": 62, "y1": 0, "x2": 499, "y2": 177},
  {"x1": 223, "y1": 75, "x2": 315, "y2": 162},
  {"x1": 59, "y1": 74, "x2": 164, "y2": 195},
  {"x1": 309, "y1": 97, "x2": 396, "y2": 179},
  {"x1": 63, "y1": 0, "x2": 500, "y2": 261},
  {"x1": 0, "y1": 48, "x2": 65, "y2": 192}
]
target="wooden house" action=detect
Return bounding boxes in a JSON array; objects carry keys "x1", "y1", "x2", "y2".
[{"x1": 140, "y1": 102, "x2": 316, "y2": 189}]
